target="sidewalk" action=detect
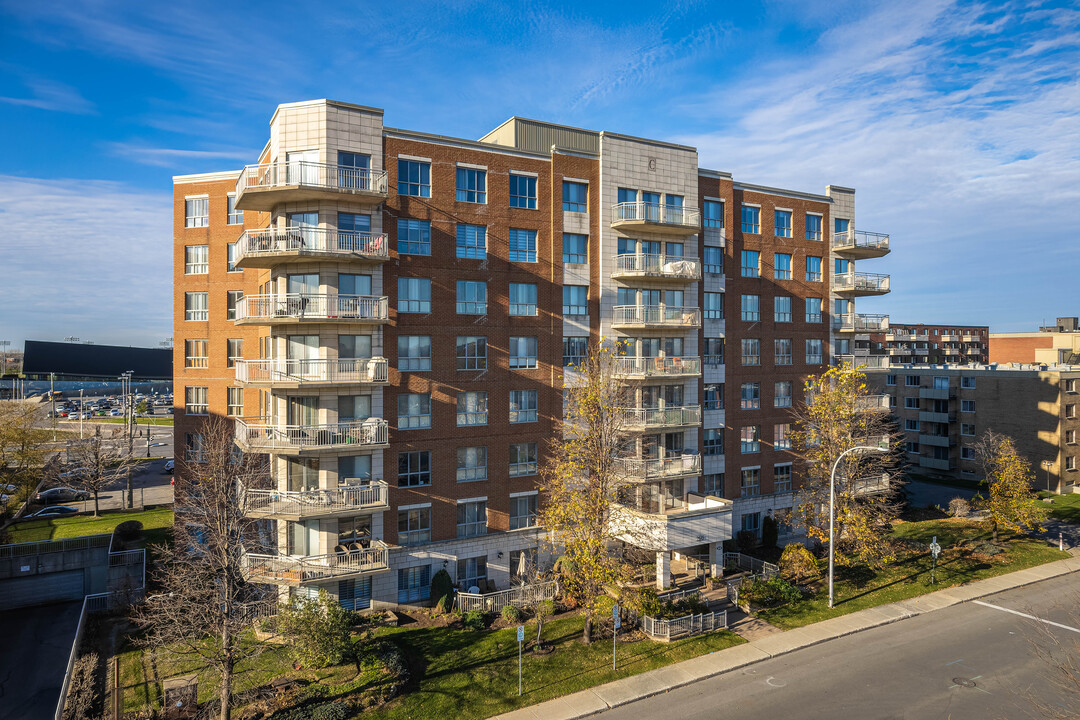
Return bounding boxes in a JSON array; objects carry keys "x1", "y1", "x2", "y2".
[{"x1": 492, "y1": 553, "x2": 1080, "y2": 720}]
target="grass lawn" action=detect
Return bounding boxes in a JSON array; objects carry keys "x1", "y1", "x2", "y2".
[
  {"x1": 758, "y1": 518, "x2": 1067, "y2": 630},
  {"x1": 7, "y1": 506, "x2": 174, "y2": 544},
  {"x1": 1038, "y1": 491, "x2": 1080, "y2": 523}
]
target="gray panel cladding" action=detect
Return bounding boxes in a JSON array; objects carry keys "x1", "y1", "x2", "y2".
[{"x1": 514, "y1": 119, "x2": 600, "y2": 155}]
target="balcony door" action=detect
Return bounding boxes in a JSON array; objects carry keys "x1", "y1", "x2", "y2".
[
  {"x1": 287, "y1": 212, "x2": 318, "y2": 249},
  {"x1": 287, "y1": 519, "x2": 320, "y2": 557},
  {"x1": 288, "y1": 396, "x2": 318, "y2": 428},
  {"x1": 642, "y1": 191, "x2": 661, "y2": 222},
  {"x1": 286, "y1": 149, "x2": 318, "y2": 185},
  {"x1": 287, "y1": 457, "x2": 319, "y2": 493},
  {"x1": 287, "y1": 335, "x2": 319, "y2": 381}
]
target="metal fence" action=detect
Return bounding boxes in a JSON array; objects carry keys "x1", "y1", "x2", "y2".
[
  {"x1": 454, "y1": 581, "x2": 558, "y2": 614},
  {"x1": 641, "y1": 610, "x2": 727, "y2": 640},
  {"x1": 723, "y1": 552, "x2": 779, "y2": 576}
]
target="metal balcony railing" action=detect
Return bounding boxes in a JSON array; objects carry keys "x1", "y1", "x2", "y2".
[
  {"x1": 836, "y1": 313, "x2": 890, "y2": 332},
  {"x1": 237, "y1": 227, "x2": 389, "y2": 263},
  {"x1": 234, "y1": 418, "x2": 389, "y2": 452},
  {"x1": 611, "y1": 254, "x2": 701, "y2": 280},
  {"x1": 236, "y1": 161, "x2": 388, "y2": 197},
  {"x1": 239, "y1": 480, "x2": 389, "y2": 518},
  {"x1": 614, "y1": 454, "x2": 702, "y2": 480},
  {"x1": 611, "y1": 201, "x2": 700, "y2": 229},
  {"x1": 234, "y1": 358, "x2": 388, "y2": 385},
  {"x1": 611, "y1": 305, "x2": 701, "y2": 328},
  {"x1": 834, "y1": 272, "x2": 891, "y2": 294},
  {"x1": 612, "y1": 356, "x2": 701, "y2": 379},
  {"x1": 618, "y1": 405, "x2": 702, "y2": 429},
  {"x1": 836, "y1": 354, "x2": 890, "y2": 369},
  {"x1": 832, "y1": 229, "x2": 890, "y2": 253},
  {"x1": 235, "y1": 294, "x2": 389, "y2": 323},
  {"x1": 241, "y1": 542, "x2": 390, "y2": 585},
  {"x1": 857, "y1": 394, "x2": 890, "y2": 411}
]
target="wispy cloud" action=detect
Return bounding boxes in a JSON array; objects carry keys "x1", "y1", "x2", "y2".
[
  {"x1": 108, "y1": 143, "x2": 251, "y2": 168},
  {"x1": 0, "y1": 77, "x2": 95, "y2": 114}
]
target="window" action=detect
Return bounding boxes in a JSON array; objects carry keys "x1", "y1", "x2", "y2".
[
  {"x1": 227, "y1": 338, "x2": 243, "y2": 368},
  {"x1": 563, "y1": 286, "x2": 587, "y2": 316},
  {"x1": 806, "y1": 214, "x2": 822, "y2": 241},
  {"x1": 961, "y1": 376, "x2": 976, "y2": 389},
  {"x1": 905, "y1": 419, "x2": 920, "y2": 431},
  {"x1": 775, "y1": 296, "x2": 792, "y2": 323},
  {"x1": 961, "y1": 423, "x2": 976, "y2": 436},
  {"x1": 397, "y1": 218, "x2": 431, "y2": 255},
  {"x1": 509, "y1": 283, "x2": 537, "y2": 316},
  {"x1": 741, "y1": 426, "x2": 760, "y2": 453},
  {"x1": 510, "y1": 442, "x2": 538, "y2": 476},
  {"x1": 705, "y1": 338, "x2": 725, "y2": 366},
  {"x1": 398, "y1": 452, "x2": 431, "y2": 487},
  {"x1": 563, "y1": 337, "x2": 588, "y2": 367},
  {"x1": 185, "y1": 386, "x2": 208, "y2": 416},
  {"x1": 805, "y1": 256, "x2": 822, "y2": 282},
  {"x1": 741, "y1": 294, "x2": 760, "y2": 322},
  {"x1": 456, "y1": 223, "x2": 486, "y2": 259},
  {"x1": 1068, "y1": 430, "x2": 1076, "y2": 445},
  {"x1": 398, "y1": 159, "x2": 431, "y2": 197},
  {"x1": 509, "y1": 173, "x2": 537, "y2": 209},
  {"x1": 906, "y1": 375, "x2": 920, "y2": 387},
  {"x1": 741, "y1": 205, "x2": 760, "y2": 233},
  {"x1": 185, "y1": 245, "x2": 209, "y2": 274},
  {"x1": 741, "y1": 468, "x2": 760, "y2": 495},
  {"x1": 510, "y1": 390, "x2": 538, "y2": 423},
  {"x1": 961, "y1": 447, "x2": 976, "y2": 461},
  {"x1": 456, "y1": 336, "x2": 487, "y2": 370},
  {"x1": 741, "y1": 250, "x2": 760, "y2": 277},
  {"x1": 742, "y1": 339, "x2": 761, "y2": 366},
  {"x1": 456, "y1": 167, "x2": 486, "y2": 203},
  {"x1": 703, "y1": 199, "x2": 724, "y2": 228},
  {"x1": 774, "y1": 464, "x2": 793, "y2": 492},
  {"x1": 1069, "y1": 456, "x2": 1078, "y2": 472},
  {"x1": 510, "y1": 494, "x2": 538, "y2": 529},
  {"x1": 775, "y1": 381, "x2": 793, "y2": 408},
  {"x1": 398, "y1": 336, "x2": 431, "y2": 372},
  {"x1": 223, "y1": 290, "x2": 242, "y2": 321},
  {"x1": 227, "y1": 387, "x2": 243, "y2": 417},
  {"x1": 703, "y1": 473, "x2": 724, "y2": 495},
  {"x1": 886, "y1": 374, "x2": 897, "y2": 386},
  {"x1": 1068, "y1": 379, "x2": 1078, "y2": 394},
  {"x1": 835, "y1": 218, "x2": 850, "y2": 235},
  {"x1": 933, "y1": 376, "x2": 949, "y2": 390},
  {"x1": 184, "y1": 197, "x2": 208, "y2": 228},
  {"x1": 704, "y1": 429, "x2": 724, "y2": 456},
  {"x1": 454, "y1": 280, "x2": 488, "y2": 315},
  {"x1": 457, "y1": 447, "x2": 487, "y2": 482},
  {"x1": 457, "y1": 557, "x2": 487, "y2": 589},
  {"x1": 835, "y1": 258, "x2": 851, "y2": 275},
  {"x1": 961, "y1": 399, "x2": 976, "y2": 413},
  {"x1": 185, "y1": 339, "x2": 208, "y2": 368},
  {"x1": 226, "y1": 194, "x2": 243, "y2": 225},
  {"x1": 457, "y1": 500, "x2": 487, "y2": 538},
  {"x1": 905, "y1": 397, "x2": 920, "y2": 409},
  {"x1": 185, "y1": 433, "x2": 205, "y2": 463},
  {"x1": 224, "y1": 243, "x2": 241, "y2": 274},
  {"x1": 563, "y1": 233, "x2": 587, "y2": 264},
  {"x1": 457, "y1": 391, "x2": 488, "y2": 426},
  {"x1": 562, "y1": 181, "x2": 587, "y2": 212},
  {"x1": 775, "y1": 339, "x2": 793, "y2": 366},
  {"x1": 705, "y1": 384, "x2": 724, "y2": 410},
  {"x1": 906, "y1": 441, "x2": 920, "y2": 454},
  {"x1": 703, "y1": 246, "x2": 723, "y2": 274},
  {"x1": 704, "y1": 292, "x2": 724, "y2": 320},
  {"x1": 510, "y1": 337, "x2": 538, "y2": 369},
  {"x1": 806, "y1": 339, "x2": 823, "y2": 365},
  {"x1": 397, "y1": 509, "x2": 431, "y2": 548},
  {"x1": 398, "y1": 278, "x2": 431, "y2": 313},
  {"x1": 185, "y1": 292, "x2": 208, "y2": 321},
  {"x1": 397, "y1": 393, "x2": 432, "y2": 429},
  {"x1": 774, "y1": 210, "x2": 792, "y2": 238},
  {"x1": 774, "y1": 253, "x2": 792, "y2": 279},
  {"x1": 741, "y1": 382, "x2": 760, "y2": 410},
  {"x1": 805, "y1": 298, "x2": 823, "y2": 323},
  {"x1": 774, "y1": 424, "x2": 791, "y2": 450}
]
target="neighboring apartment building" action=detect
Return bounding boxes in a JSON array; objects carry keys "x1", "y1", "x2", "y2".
[
  {"x1": 173, "y1": 99, "x2": 892, "y2": 609},
  {"x1": 865, "y1": 364, "x2": 1080, "y2": 494},
  {"x1": 868, "y1": 323, "x2": 989, "y2": 365},
  {"x1": 991, "y1": 317, "x2": 1080, "y2": 365}
]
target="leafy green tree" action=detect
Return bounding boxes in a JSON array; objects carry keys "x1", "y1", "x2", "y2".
[
  {"x1": 975, "y1": 431, "x2": 1049, "y2": 542},
  {"x1": 279, "y1": 589, "x2": 355, "y2": 668},
  {"x1": 779, "y1": 542, "x2": 819, "y2": 583},
  {"x1": 0, "y1": 400, "x2": 51, "y2": 501}
]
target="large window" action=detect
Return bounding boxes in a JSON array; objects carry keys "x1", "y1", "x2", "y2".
[
  {"x1": 398, "y1": 278, "x2": 431, "y2": 313},
  {"x1": 704, "y1": 246, "x2": 723, "y2": 274},
  {"x1": 703, "y1": 473, "x2": 724, "y2": 495},
  {"x1": 741, "y1": 339, "x2": 761, "y2": 366},
  {"x1": 740, "y1": 426, "x2": 760, "y2": 454},
  {"x1": 227, "y1": 387, "x2": 243, "y2": 417},
  {"x1": 185, "y1": 245, "x2": 208, "y2": 274},
  {"x1": 774, "y1": 464, "x2": 793, "y2": 492},
  {"x1": 774, "y1": 423, "x2": 791, "y2": 450},
  {"x1": 775, "y1": 296, "x2": 792, "y2": 323},
  {"x1": 704, "y1": 338, "x2": 724, "y2": 366},
  {"x1": 805, "y1": 256, "x2": 822, "y2": 282},
  {"x1": 705, "y1": 384, "x2": 724, "y2": 410},
  {"x1": 455, "y1": 280, "x2": 487, "y2": 315},
  {"x1": 457, "y1": 557, "x2": 487, "y2": 589},
  {"x1": 563, "y1": 233, "x2": 587, "y2": 264},
  {"x1": 456, "y1": 167, "x2": 486, "y2": 203},
  {"x1": 184, "y1": 386, "x2": 208, "y2": 416},
  {"x1": 398, "y1": 336, "x2": 431, "y2": 372},
  {"x1": 397, "y1": 393, "x2": 432, "y2": 429},
  {"x1": 509, "y1": 228, "x2": 537, "y2": 262},
  {"x1": 774, "y1": 381, "x2": 793, "y2": 407},
  {"x1": 510, "y1": 494, "x2": 538, "y2": 529},
  {"x1": 509, "y1": 390, "x2": 538, "y2": 423},
  {"x1": 397, "y1": 509, "x2": 431, "y2": 546},
  {"x1": 398, "y1": 451, "x2": 431, "y2": 487},
  {"x1": 741, "y1": 294, "x2": 760, "y2": 322},
  {"x1": 226, "y1": 194, "x2": 243, "y2": 225},
  {"x1": 704, "y1": 199, "x2": 724, "y2": 228},
  {"x1": 562, "y1": 181, "x2": 587, "y2": 212},
  {"x1": 741, "y1": 468, "x2": 761, "y2": 495},
  {"x1": 704, "y1": 429, "x2": 724, "y2": 456},
  {"x1": 457, "y1": 500, "x2": 487, "y2": 538},
  {"x1": 774, "y1": 253, "x2": 792, "y2": 280},
  {"x1": 509, "y1": 283, "x2": 537, "y2": 316},
  {"x1": 397, "y1": 565, "x2": 432, "y2": 602},
  {"x1": 397, "y1": 219, "x2": 431, "y2": 255},
  {"x1": 705, "y1": 292, "x2": 724, "y2": 320},
  {"x1": 398, "y1": 159, "x2": 431, "y2": 197},
  {"x1": 509, "y1": 173, "x2": 537, "y2": 209},
  {"x1": 456, "y1": 223, "x2": 486, "y2": 259},
  {"x1": 741, "y1": 205, "x2": 760, "y2": 234},
  {"x1": 509, "y1": 442, "x2": 538, "y2": 476},
  {"x1": 226, "y1": 338, "x2": 243, "y2": 368},
  {"x1": 806, "y1": 214, "x2": 822, "y2": 241},
  {"x1": 563, "y1": 286, "x2": 587, "y2": 316},
  {"x1": 741, "y1": 382, "x2": 760, "y2": 410},
  {"x1": 741, "y1": 250, "x2": 760, "y2": 277},
  {"x1": 805, "y1": 298, "x2": 823, "y2": 323},
  {"x1": 774, "y1": 210, "x2": 792, "y2": 238},
  {"x1": 456, "y1": 336, "x2": 487, "y2": 370},
  {"x1": 226, "y1": 242, "x2": 240, "y2": 272},
  {"x1": 806, "y1": 339, "x2": 824, "y2": 365},
  {"x1": 563, "y1": 337, "x2": 588, "y2": 367},
  {"x1": 775, "y1": 338, "x2": 793, "y2": 365},
  {"x1": 457, "y1": 391, "x2": 488, "y2": 426},
  {"x1": 509, "y1": 336, "x2": 538, "y2": 369},
  {"x1": 226, "y1": 290, "x2": 242, "y2": 321},
  {"x1": 457, "y1": 446, "x2": 487, "y2": 482},
  {"x1": 185, "y1": 292, "x2": 208, "y2": 321},
  {"x1": 185, "y1": 339, "x2": 208, "y2": 368},
  {"x1": 184, "y1": 197, "x2": 208, "y2": 228}
]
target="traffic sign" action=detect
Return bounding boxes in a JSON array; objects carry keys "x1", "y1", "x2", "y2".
[{"x1": 517, "y1": 625, "x2": 525, "y2": 643}]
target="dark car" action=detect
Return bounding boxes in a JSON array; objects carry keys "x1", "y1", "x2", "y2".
[
  {"x1": 34, "y1": 487, "x2": 90, "y2": 504},
  {"x1": 27, "y1": 505, "x2": 79, "y2": 519}
]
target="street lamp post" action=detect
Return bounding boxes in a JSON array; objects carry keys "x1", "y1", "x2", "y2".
[
  {"x1": 828, "y1": 443, "x2": 889, "y2": 609},
  {"x1": 120, "y1": 370, "x2": 135, "y2": 508},
  {"x1": 1042, "y1": 460, "x2": 1053, "y2": 494}
]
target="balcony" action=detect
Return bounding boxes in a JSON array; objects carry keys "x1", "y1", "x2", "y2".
[
  {"x1": 240, "y1": 480, "x2": 389, "y2": 520},
  {"x1": 234, "y1": 418, "x2": 389, "y2": 454},
  {"x1": 962, "y1": 335, "x2": 981, "y2": 343},
  {"x1": 612, "y1": 356, "x2": 701, "y2": 380},
  {"x1": 618, "y1": 405, "x2": 702, "y2": 430},
  {"x1": 849, "y1": 473, "x2": 891, "y2": 496},
  {"x1": 234, "y1": 358, "x2": 388, "y2": 388},
  {"x1": 941, "y1": 334, "x2": 960, "y2": 342},
  {"x1": 614, "y1": 454, "x2": 702, "y2": 482},
  {"x1": 857, "y1": 394, "x2": 890, "y2": 411},
  {"x1": 913, "y1": 347, "x2": 930, "y2": 356},
  {"x1": 610, "y1": 202, "x2": 701, "y2": 236},
  {"x1": 836, "y1": 354, "x2": 890, "y2": 369},
  {"x1": 885, "y1": 333, "x2": 916, "y2": 342},
  {"x1": 611, "y1": 254, "x2": 701, "y2": 282},
  {"x1": 234, "y1": 294, "x2": 389, "y2": 326},
  {"x1": 919, "y1": 434, "x2": 955, "y2": 448},
  {"x1": 833, "y1": 272, "x2": 890, "y2": 296},
  {"x1": 836, "y1": 313, "x2": 889, "y2": 333},
  {"x1": 611, "y1": 494, "x2": 733, "y2": 552},
  {"x1": 888, "y1": 348, "x2": 909, "y2": 357},
  {"x1": 919, "y1": 410, "x2": 955, "y2": 424},
  {"x1": 241, "y1": 542, "x2": 391, "y2": 586},
  {"x1": 919, "y1": 457, "x2": 957, "y2": 471},
  {"x1": 611, "y1": 305, "x2": 701, "y2": 330},
  {"x1": 234, "y1": 161, "x2": 388, "y2": 211},
  {"x1": 832, "y1": 229, "x2": 890, "y2": 259},
  {"x1": 919, "y1": 387, "x2": 955, "y2": 400},
  {"x1": 234, "y1": 227, "x2": 389, "y2": 269}
]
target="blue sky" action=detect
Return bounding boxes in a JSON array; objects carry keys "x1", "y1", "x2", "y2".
[{"x1": 1, "y1": 0, "x2": 1078, "y2": 349}]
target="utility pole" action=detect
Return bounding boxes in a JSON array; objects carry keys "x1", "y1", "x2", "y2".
[
  {"x1": 121, "y1": 371, "x2": 135, "y2": 508},
  {"x1": 50, "y1": 373, "x2": 56, "y2": 441}
]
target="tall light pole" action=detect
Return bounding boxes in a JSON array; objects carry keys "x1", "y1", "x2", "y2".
[
  {"x1": 121, "y1": 370, "x2": 135, "y2": 508},
  {"x1": 828, "y1": 443, "x2": 889, "y2": 609},
  {"x1": 0, "y1": 340, "x2": 9, "y2": 375},
  {"x1": 50, "y1": 372, "x2": 56, "y2": 441},
  {"x1": 1042, "y1": 460, "x2": 1053, "y2": 494}
]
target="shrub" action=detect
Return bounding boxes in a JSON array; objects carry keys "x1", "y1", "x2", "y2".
[
  {"x1": 779, "y1": 543, "x2": 819, "y2": 583},
  {"x1": 536, "y1": 599, "x2": 556, "y2": 618},
  {"x1": 462, "y1": 609, "x2": 487, "y2": 631},
  {"x1": 761, "y1": 515, "x2": 779, "y2": 548},
  {"x1": 948, "y1": 497, "x2": 971, "y2": 518},
  {"x1": 278, "y1": 589, "x2": 355, "y2": 668},
  {"x1": 501, "y1": 604, "x2": 522, "y2": 623},
  {"x1": 271, "y1": 700, "x2": 348, "y2": 720},
  {"x1": 435, "y1": 594, "x2": 453, "y2": 615},
  {"x1": 113, "y1": 520, "x2": 143, "y2": 541},
  {"x1": 736, "y1": 529, "x2": 758, "y2": 552},
  {"x1": 430, "y1": 568, "x2": 454, "y2": 613},
  {"x1": 739, "y1": 576, "x2": 802, "y2": 607}
]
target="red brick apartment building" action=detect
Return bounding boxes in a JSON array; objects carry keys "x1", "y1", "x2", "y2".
[
  {"x1": 173, "y1": 99, "x2": 891, "y2": 609},
  {"x1": 869, "y1": 323, "x2": 989, "y2": 366}
]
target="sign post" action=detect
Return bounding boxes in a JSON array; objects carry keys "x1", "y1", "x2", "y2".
[
  {"x1": 517, "y1": 625, "x2": 524, "y2": 696},
  {"x1": 929, "y1": 535, "x2": 941, "y2": 584},
  {"x1": 612, "y1": 603, "x2": 621, "y2": 671}
]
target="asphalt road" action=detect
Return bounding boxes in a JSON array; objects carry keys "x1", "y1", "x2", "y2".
[
  {"x1": 598, "y1": 572, "x2": 1080, "y2": 720},
  {"x1": 905, "y1": 479, "x2": 978, "y2": 510},
  {"x1": 0, "y1": 601, "x2": 83, "y2": 720}
]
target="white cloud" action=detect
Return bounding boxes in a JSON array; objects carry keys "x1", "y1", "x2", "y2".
[
  {"x1": 0, "y1": 77, "x2": 95, "y2": 114},
  {"x1": 108, "y1": 143, "x2": 251, "y2": 168}
]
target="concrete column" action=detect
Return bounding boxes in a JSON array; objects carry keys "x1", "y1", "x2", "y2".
[
  {"x1": 708, "y1": 542, "x2": 720, "y2": 580},
  {"x1": 656, "y1": 551, "x2": 670, "y2": 589}
]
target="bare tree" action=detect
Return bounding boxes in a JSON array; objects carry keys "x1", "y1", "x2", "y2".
[
  {"x1": 65, "y1": 426, "x2": 139, "y2": 516},
  {"x1": 136, "y1": 416, "x2": 271, "y2": 720},
  {"x1": 975, "y1": 430, "x2": 1049, "y2": 543},
  {"x1": 0, "y1": 399, "x2": 51, "y2": 501},
  {"x1": 1021, "y1": 604, "x2": 1080, "y2": 719}
]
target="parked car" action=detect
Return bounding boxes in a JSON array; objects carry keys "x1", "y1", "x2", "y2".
[
  {"x1": 34, "y1": 487, "x2": 90, "y2": 504},
  {"x1": 2, "y1": 484, "x2": 16, "y2": 494},
  {"x1": 27, "y1": 505, "x2": 79, "y2": 519},
  {"x1": 110, "y1": 409, "x2": 122, "y2": 416},
  {"x1": 163, "y1": 459, "x2": 175, "y2": 474}
]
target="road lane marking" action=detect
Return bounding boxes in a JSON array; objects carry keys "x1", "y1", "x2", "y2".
[{"x1": 972, "y1": 600, "x2": 1080, "y2": 634}]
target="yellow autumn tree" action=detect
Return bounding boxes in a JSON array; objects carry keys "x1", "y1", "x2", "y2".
[
  {"x1": 788, "y1": 362, "x2": 904, "y2": 568},
  {"x1": 538, "y1": 342, "x2": 633, "y2": 644},
  {"x1": 975, "y1": 431, "x2": 1049, "y2": 542}
]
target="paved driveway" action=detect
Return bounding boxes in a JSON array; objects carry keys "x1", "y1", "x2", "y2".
[{"x1": 0, "y1": 600, "x2": 83, "y2": 720}]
